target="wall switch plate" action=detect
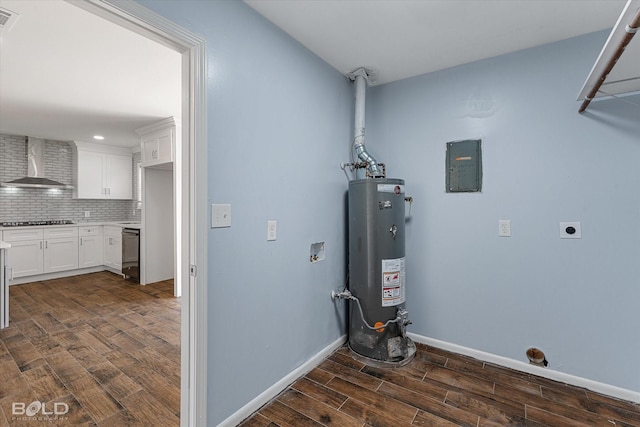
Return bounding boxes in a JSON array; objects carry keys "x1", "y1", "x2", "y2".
[
  {"x1": 498, "y1": 219, "x2": 511, "y2": 237},
  {"x1": 267, "y1": 220, "x2": 277, "y2": 241},
  {"x1": 211, "y1": 204, "x2": 231, "y2": 228},
  {"x1": 560, "y1": 221, "x2": 581, "y2": 239}
]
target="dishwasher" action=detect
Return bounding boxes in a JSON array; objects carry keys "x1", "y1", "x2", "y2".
[{"x1": 122, "y1": 228, "x2": 140, "y2": 282}]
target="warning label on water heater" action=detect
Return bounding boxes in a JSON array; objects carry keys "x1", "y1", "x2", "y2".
[
  {"x1": 381, "y1": 257, "x2": 405, "y2": 307},
  {"x1": 377, "y1": 184, "x2": 404, "y2": 194}
]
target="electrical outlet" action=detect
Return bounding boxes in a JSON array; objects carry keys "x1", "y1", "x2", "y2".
[
  {"x1": 84, "y1": 211, "x2": 90, "y2": 218},
  {"x1": 267, "y1": 220, "x2": 277, "y2": 241},
  {"x1": 498, "y1": 219, "x2": 511, "y2": 237}
]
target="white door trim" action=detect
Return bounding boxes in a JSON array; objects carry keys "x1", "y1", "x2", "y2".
[{"x1": 67, "y1": 1, "x2": 208, "y2": 425}]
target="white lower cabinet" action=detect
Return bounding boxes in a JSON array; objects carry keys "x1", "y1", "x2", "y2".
[
  {"x1": 79, "y1": 226, "x2": 103, "y2": 268},
  {"x1": 44, "y1": 237, "x2": 79, "y2": 273},
  {"x1": 1, "y1": 225, "x2": 127, "y2": 281},
  {"x1": 103, "y1": 226, "x2": 122, "y2": 271},
  {"x1": 4, "y1": 238, "x2": 44, "y2": 278},
  {"x1": 2, "y1": 227, "x2": 79, "y2": 278}
]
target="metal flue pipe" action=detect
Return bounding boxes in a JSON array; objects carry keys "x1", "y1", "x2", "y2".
[{"x1": 349, "y1": 68, "x2": 384, "y2": 178}]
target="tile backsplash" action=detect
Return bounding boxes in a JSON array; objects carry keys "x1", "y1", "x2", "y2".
[{"x1": 0, "y1": 134, "x2": 140, "y2": 223}]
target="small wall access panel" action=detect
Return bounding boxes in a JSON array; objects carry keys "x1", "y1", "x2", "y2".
[{"x1": 446, "y1": 139, "x2": 482, "y2": 193}]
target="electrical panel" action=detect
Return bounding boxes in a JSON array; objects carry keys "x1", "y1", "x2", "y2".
[{"x1": 446, "y1": 139, "x2": 482, "y2": 193}]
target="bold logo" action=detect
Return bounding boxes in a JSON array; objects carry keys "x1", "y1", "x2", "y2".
[{"x1": 12, "y1": 401, "x2": 69, "y2": 418}]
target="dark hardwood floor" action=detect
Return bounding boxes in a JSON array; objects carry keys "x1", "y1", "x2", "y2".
[
  {"x1": 0, "y1": 272, "x2": 180, "y2": 426},
  {"x1": 3, "y1": 272, "x2": 639, "y2": 426},
  {"x1": 240, "y1": 344, "x2": 640, "y2": 427}
]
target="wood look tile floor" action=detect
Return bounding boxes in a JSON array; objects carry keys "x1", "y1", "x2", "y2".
[
  {"x1": 240, "y1": 344, "x2": 640, "y2": 427},
  {"x1": 0, "y1": 272, "x2": 180, "y2": 426}
]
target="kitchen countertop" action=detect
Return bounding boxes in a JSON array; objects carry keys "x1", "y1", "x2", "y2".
[
  {"x1": 103, "y1": 222, "x2": 142, "y2": 230},
  {"x1": 0, "y1": 221, "x2": 141, "y2": 231}
]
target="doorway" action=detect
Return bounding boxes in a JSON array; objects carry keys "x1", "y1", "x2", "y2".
[{"x1": 71, "y1": 0, "x2": 208, "y2": 424}]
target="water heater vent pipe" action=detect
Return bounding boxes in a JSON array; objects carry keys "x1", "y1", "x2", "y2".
[{"x1": 348, "y1": 68, "x2": 384, "y2": 178}]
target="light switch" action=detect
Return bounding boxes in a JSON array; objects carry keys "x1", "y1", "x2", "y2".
[{"x1": 211, "y1": 204, "x2": 231, "y2": 228}]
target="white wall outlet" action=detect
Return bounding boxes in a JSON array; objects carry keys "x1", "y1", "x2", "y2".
[
  {"x1": 498, "y1": 219, "x2": 511, "y2": 237},
  {"x1": 560, "y1": 221, "x2": 581, "y2": 239},
  {"x1": 267, "y1": 220, "x2": 277, "y2": 241},
  {"x1": 211, "y1": 204, "x2": 231, "y2": 228},
  {"x1": 84, "y1": 211, "x2": 90, "y2": 218}
]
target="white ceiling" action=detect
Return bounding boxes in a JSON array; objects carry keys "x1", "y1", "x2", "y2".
[
  {"x1": 244, "y1": 0, "x2": 633, "y2": 86},
  {"x1": 0, "y1": 1, "x2": 635, "y2": 149},
  {"x1": 0, "y1": 0, "x2": 181, "y2": 148}
]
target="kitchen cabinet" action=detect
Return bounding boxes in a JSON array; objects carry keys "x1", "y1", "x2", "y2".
[
  {"x1": 43, "y1": 228, "x2": 79, "y2": 273},
  {"x1": 103, "y1": 226, "x2": 122, "y2": 271},
  {"x1": 72, "y1": 141, "x2": 133, "y2": 199},
  {"x1": 79, "y1": 226, "x2": 103, "y2": 268},
  {"x1": 142, "y1": 129, "x2": 172, "y2": 166},
  {"x1": 2, "y1": 227, "x2": 78, "y2": 277},
  {"x1": 1, "y1": 228, "x2": 44, "y2": 277},
  {"x1": 136, "y1": 117, "x2": 179, "y2": 168}
]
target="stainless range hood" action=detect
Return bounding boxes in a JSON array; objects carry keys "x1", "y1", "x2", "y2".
[{"x1": 1, "y1": 137, "x2": 73, "y2": 189}]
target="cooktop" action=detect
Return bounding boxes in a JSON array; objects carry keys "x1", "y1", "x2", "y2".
[{"x1": 1, "y1": 220, "x2": 75, "y2": 227}]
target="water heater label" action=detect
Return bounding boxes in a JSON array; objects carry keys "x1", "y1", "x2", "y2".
[
  {"x1": 377, "y1": 184, "x2": 404, "y2": 194},
  {"x1": 381, "y1": 257, "x2": 406, "y2": 307}
]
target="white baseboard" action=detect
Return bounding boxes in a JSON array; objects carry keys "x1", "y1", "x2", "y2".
[
  {"x1": 408, "y1": 333, "x2": 640, "y2": 404},
  {"x1": 218, "y1": 334, "x2": 348, "y2": 427},
  {"x1": 10, "y1": 266, "x2": 106, "y2": 285}
]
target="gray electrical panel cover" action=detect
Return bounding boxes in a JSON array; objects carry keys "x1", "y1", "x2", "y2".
[{"x1": 446, "y1": 139, "x2": 482, "y2": 192}]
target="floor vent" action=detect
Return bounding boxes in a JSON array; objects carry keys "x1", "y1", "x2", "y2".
[{"x1": 0, "y1": 7, "x2": 20, "y2": 32}]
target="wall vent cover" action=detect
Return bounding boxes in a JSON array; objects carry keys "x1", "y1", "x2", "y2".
[{"x1": 0, "y1": 7, "x2": 20, "y2": 32}]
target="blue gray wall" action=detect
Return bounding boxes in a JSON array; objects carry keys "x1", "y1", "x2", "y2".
[
  {"x1": 366, "y1": 31, "x2": 640, "y2": 392},
  {"x1": 135, "y1": 0, "x2": 640, "y2": 422},
  {"x1": 137, "y1": 1, "x2": 351, "y2": 425}
]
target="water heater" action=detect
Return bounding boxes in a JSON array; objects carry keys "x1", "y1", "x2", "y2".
[{"x1": 347, "y1": 178, "x2": 415, "y2": 365}]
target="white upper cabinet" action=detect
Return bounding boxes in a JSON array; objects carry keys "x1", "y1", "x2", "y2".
[
  {"x1": 72, "y1": 142, "x2": 133, "y2": 199},
  {"x1": 106, "y1": 154, "x2": 133, "y2": 199},
  {"x1": 136, "y1": 117, "x2": 179, "y2": 169}
]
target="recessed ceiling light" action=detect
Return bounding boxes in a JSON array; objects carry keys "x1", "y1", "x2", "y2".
[{"x1": 93, "y1": 135, "x2": 104, "y2": 140}]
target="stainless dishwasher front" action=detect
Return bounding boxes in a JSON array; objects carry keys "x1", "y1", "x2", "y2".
[{"x1": 122, "y1": 228, "x2": 140, "y2": 282}]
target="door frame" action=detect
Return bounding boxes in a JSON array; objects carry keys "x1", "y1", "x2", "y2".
[{"x1": 67, "y1": 1, "x2": 208, "y2": 425}]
